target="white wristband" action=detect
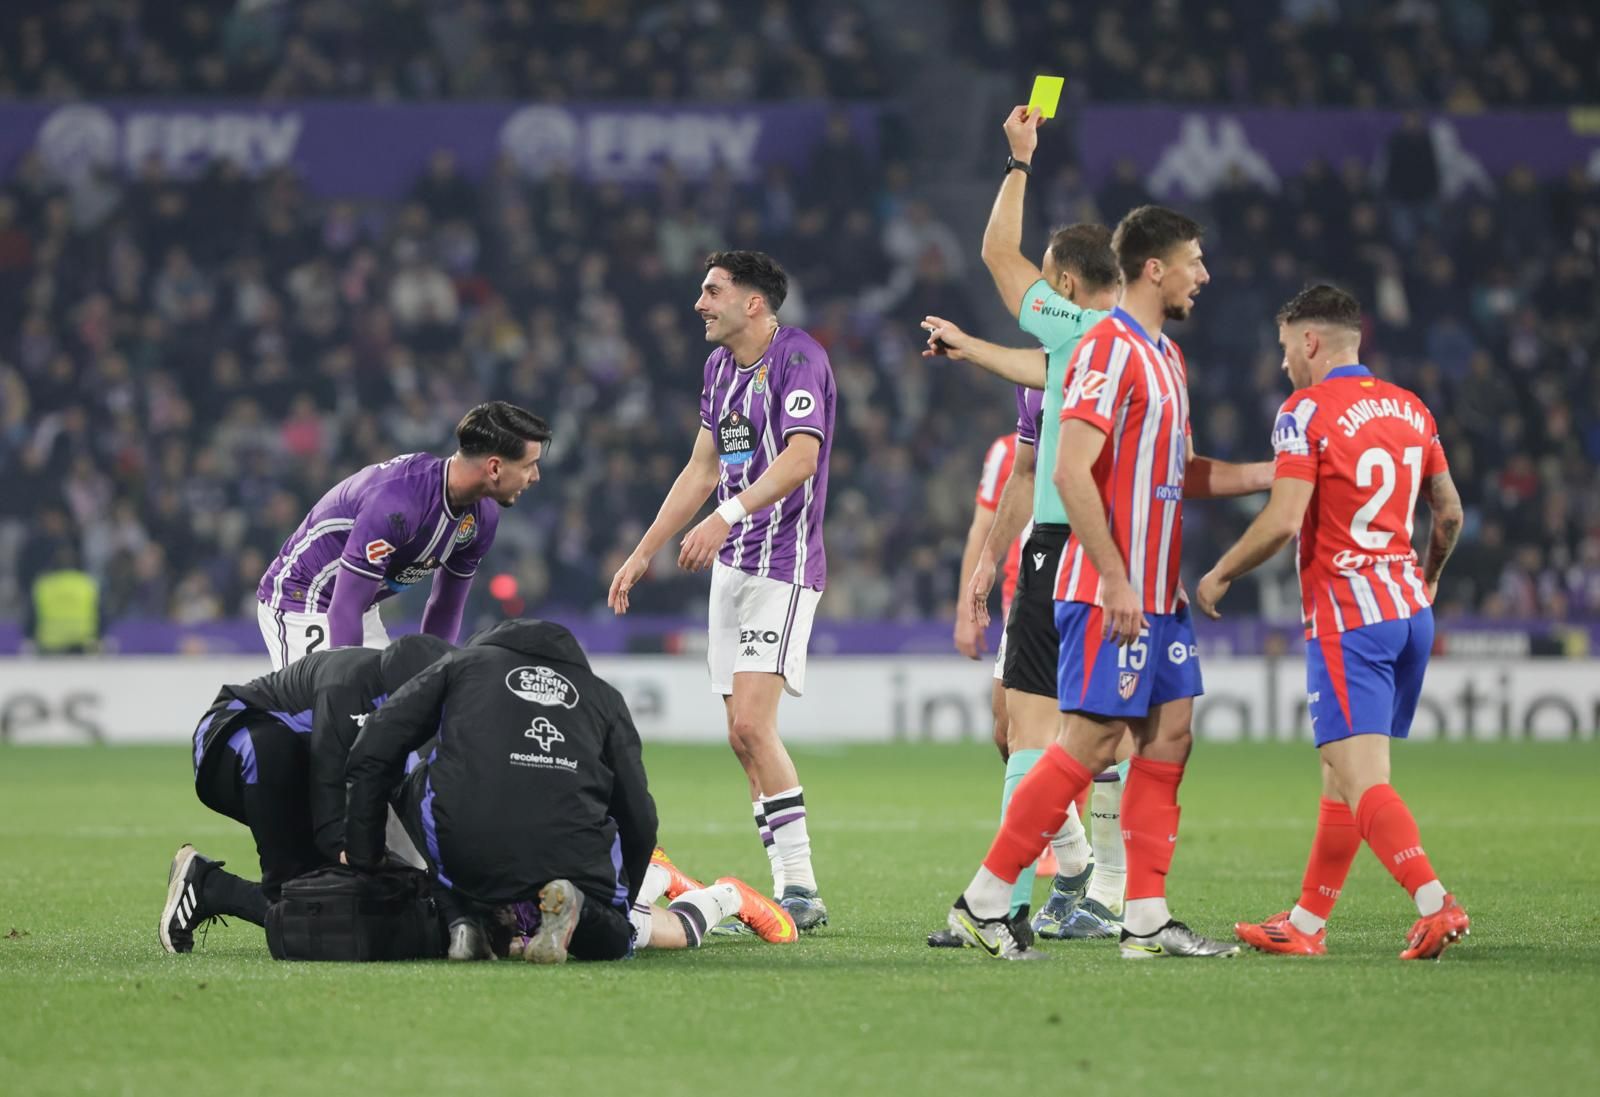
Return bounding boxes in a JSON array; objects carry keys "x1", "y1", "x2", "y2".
[{"x1": 716, "y1": 497, "x2": 748, "y2": 525}]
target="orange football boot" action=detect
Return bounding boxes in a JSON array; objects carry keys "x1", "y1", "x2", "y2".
[
  {"x1": 716, "y1": 876, "x2": 798, "y2": 944},
  {"x1": 651, "y1": 847, "x2": 704, "y2": 900},
  {"x1": 1234, "y1": 910, "x2": 1327, "y2": 956},
  {"x1": 1399, "y1": 894, "x2": 1470, "y2": 960}
]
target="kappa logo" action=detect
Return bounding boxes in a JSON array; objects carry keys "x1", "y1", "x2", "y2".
[
  {"x1": 524, "y1": 717, "x2": 565, "y2": 751},
  {"x1": 1146, "y1": 114, "x2": 1279, "y2": 200},
  {"x1": 742, "y1": 645, "x2": 759, "y2": 657},
  {"x1": 365, "y1": 539, "x2": 396, "y2": 565},
  {"x1": 1032, "y1": 552, "x2": 1047, "y2": 571},
  {"x1": 506, "y1": 665, "x2": 580, "y2": 708},
  {"x1": 1118, "y1": 671, "x2": 1140, "y2": 700},
  {"x1": 784, "y1": 389, "x2": 816, "y2": 417}
]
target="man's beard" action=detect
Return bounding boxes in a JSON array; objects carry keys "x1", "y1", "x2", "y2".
[{"x1": 1164, "y1": 300, "x2": 1192, "y2": 321}]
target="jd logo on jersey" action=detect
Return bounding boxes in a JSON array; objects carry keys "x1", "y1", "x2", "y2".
[{"x1": 784, "y1": 390, "x2": 815, "y2": 417}]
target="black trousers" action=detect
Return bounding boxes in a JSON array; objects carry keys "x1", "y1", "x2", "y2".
[
  {"x1": 195, "y1": 717, "x2": 326, "y2": 906},
  {"x1": 396, "y1": 768, "x2": 633, "y2": 962}
]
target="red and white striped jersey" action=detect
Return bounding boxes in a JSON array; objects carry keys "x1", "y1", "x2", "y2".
[
  {"x1": 1052, "y1": 308, "x2": 1191, "y2": 614},
  {"x1": 1272, "y1": 365, "x2": 1447, "y2": 637},
  {"x1": 975, "y1": 432, "x2": 1024, "y2": 609}
]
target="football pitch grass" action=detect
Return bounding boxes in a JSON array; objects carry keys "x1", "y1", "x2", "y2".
[{"x1": 1, "y1": 741, "x2": 1595, "y2": 1097}]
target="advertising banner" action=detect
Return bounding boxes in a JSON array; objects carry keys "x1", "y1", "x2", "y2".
[{"x1": 3, "y1": 655, "x2": 1595, "y2": 745}]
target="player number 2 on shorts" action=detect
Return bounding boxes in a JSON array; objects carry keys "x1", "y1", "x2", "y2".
[{"x1": 1351, "y1": 446, "x2": 1423, "y2": 548}]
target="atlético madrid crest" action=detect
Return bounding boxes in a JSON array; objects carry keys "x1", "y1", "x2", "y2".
[{"x1": 1118, "y1": 671, "x2": 1139, "y2": 700}]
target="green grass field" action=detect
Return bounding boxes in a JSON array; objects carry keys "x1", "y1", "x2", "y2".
[{"x1": 1, "y1": 741, "x2": 1596, "y2": 1096}]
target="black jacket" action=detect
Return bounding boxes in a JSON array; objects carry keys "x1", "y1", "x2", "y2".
[
  {"x1": 343, "y1": 619, "x2": 658, "y2": 910},
  {"x1": 191, "y1": 636, "x2": 452, "y2": 858}
]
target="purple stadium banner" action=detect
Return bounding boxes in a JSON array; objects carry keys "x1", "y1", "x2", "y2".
[
  {"x1": 1072, "y1": 106, "x2": 1600, "y2": 199},
  {"x1": 0, "y1": 100, "x2": 879, "y2": 196},
  {"x1": 1, "y1": 101, "x2": 1594, "y2": 201}
]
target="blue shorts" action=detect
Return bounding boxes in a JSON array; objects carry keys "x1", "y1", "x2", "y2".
[
  {"x1": 1054, "y1": 602, "x2": 1204, "y2": 720},
  {"x1": 1306, "y1": 610, "x2": 1433, "y2": 747}
]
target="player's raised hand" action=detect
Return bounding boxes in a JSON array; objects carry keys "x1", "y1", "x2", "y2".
[
  {"x1": 1101, "y1": 574, "x2": 1150, "y2": 646},
  {"x1": 921, "y1": 316, "x2": 972, "y2": 360},
  {"x1": 679, "y1": 513, "x2": 729, "y2": 573},
  {"x1": 1194, "y1": 569, "x2": 1229, "y2": 621},
  {"x1": 608, "y1": 553, "x2": 649, "y2": 615},
  {"x1": 1003, "y1": 105, "x2": 1043, "y2": 160},
  {"x1": 968, "y1": 552, "x2": 997, "y2": 632}
]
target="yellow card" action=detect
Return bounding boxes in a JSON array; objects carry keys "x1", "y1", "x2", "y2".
[{"x1": 1028, "y1": 75, "x2": 1064, "y2": 120}]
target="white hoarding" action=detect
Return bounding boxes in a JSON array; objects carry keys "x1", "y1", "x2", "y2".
[{"x1": 2, "y1": 655, "x2": 1596, "y2": 746}]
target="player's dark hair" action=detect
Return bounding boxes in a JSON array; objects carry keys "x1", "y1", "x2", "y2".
[
  {"x1": 1111, "y1": 205, "x2": 1204, "y2": 284},
  {"x1": 455, "y1": 401, "x2": 551, "y2": 461},
  {"x1": 1048, "y1": 223, "x2": 1119, "y2": 290},
  {"x1": 379, "y1": 634, "x2": 455, "y2": 693},
  {"x1": 704, "y1": 250, "x2": 789, "y2": 313},
  {"x1": 1275, "y1": 284, "x2": 1363, "y2": 332}
]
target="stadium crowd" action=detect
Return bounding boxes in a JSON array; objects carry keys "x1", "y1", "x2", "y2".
[
  {"x1": 1, "y1": 1, "x2": 1596, "y2": 638},
  {"x1": 0, "y1": 0, "x2": 888, "y2": 102}
]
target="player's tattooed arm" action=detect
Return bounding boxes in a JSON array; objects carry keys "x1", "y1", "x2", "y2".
[
  {"x1": 609, "y1": 428, "x2": 721, "y2": 613},
  {"x1": 1419, "y1": 470, "x2": 1464, "y2": 599},
  {"x1": 921, "y1": 317, "x2": 1047, "y2": 389},
  {"x1": 971, "y1": 442, "x2": 1036, "y2": 632},
  {"x1": 1195, "y1": 477, "x2": 1315, "y2": 619},
  {"x1": 1054, "y1": 419, "x2": 1146, "y2": 645},
  {"x1": 981, "y1": 106, "x2": 1046, "y2": 315}
]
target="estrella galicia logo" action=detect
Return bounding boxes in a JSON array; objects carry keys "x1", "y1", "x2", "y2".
[
  {"x1": 524, "y1": 717, "x2": 565, "y2": 751},
  {"x1": 506, "y1": 665, "x2": 580, "y2": 708},
  {"x1": 718, "y1": 409, "x2": 755, "y2": 465}
]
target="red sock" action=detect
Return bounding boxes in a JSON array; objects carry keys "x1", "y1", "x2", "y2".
[
  {"x1": 1123, "y1": 756, "x2": 1184, "y2": 901},
  {"x1": 1297, "y1": 797, "x2": 1361, "y2": 919},
  {"x1": 1355, "y1": 784, "x2": 1436, "y2": 897},
  {"x1": 982, "y1": 743, "x2": 1093, "y2": 883}
]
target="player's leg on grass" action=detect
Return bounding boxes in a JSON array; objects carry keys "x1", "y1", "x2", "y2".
[
  {"x1": 1234, "y1": 755, "x2": 1350, "y2": 955},
  {"x1": 990, "y1": 678, "x2": 1009, "y2": 761},
  {"x1": 1079, "y1": 728, "x2": 1132, "y2": 925},
  {"x1": 1115, "y1": 695, "x2": 1235, "y2": 959},
  {"x1": 727, "y1": 670, "x2": 826, "y2": 928},
  {"x1": 1319, "y1": 612, "x2": 1467, "y2": 958}
]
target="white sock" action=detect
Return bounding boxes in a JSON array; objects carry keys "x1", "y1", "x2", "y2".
[
  {"x1": 638, "y1": 862, "x2": 670, "y2": 908},
  {"x1": 667, "y1": 883, "x2": 741, "y2": 948},
  {"x1": 630, "y1": 900, "x2": 655, "y2": 948},
  {"x1": 1413, "y1": 879, "x2": 1446, "y2": 917},
  {"x1": 761, "y1": 786, "x2": 816, "y2": 893},
  {"x1": 963, "y1": 866, "x2": 1013, "y2": 921},
  {"x1": 1050, "y1": 801, "x2": 1091, "y2": 878},
  {"x1": 1288, "y1": 904, "x2": 1326, "y2": 935},
  {"x1": 1123, "y1": 897, "x2": 1171, "y2": 936},
  {"x1": 753, "y1": 801, "x2": 785, "y2": 896},
  {"x1": 1086, "y1": 775, "x2": 1125, "y2": 914}
]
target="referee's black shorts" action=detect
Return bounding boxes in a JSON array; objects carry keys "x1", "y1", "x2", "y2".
[{"x1": 1002, "y1": 524, "x2": 1070, "y2": 699}]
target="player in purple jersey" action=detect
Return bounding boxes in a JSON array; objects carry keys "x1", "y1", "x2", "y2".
[
  {"x1": 256, "y1": 401, "x2": 550, "y2": 670},
  {"x1": 609, "y1": 251, "x2": 835, "y2": 931}
]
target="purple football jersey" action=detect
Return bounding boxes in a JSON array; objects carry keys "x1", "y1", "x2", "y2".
[
  {"x1": 698, "y1": 326, "x2": 835, "y2": 590},
  {"x1": 1015, "y1": 384, "x2": 1043, "y2": 446},
  {"x1": 257, "y1": 453, "x2": 499, "y2": 612}
]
